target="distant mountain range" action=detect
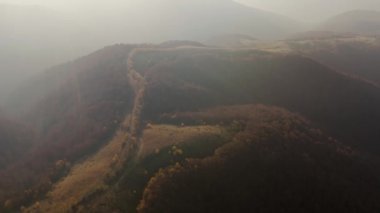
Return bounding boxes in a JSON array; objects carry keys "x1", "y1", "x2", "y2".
[
  {"x1": 133, "y1": 0, "x2": 303, "y2": 40},
  {"x1": 319, "y1": 10, "x2": 380, "y2": 34}
]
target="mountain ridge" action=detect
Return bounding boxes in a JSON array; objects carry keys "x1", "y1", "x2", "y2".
[{"x1": 319, "y1": 9, "x2": 380, "y2": 34}]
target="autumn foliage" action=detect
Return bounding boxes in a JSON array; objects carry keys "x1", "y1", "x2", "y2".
[{"x1": 138, "y1": 105, "x2": 380, "y2": 213}]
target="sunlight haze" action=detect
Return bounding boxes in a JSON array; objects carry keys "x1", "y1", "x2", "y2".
[
  {"x1": 1, "y1": 0, "x2": 380, "y2": 21},
  {"x1": 236, "y1": 0, "x2": 380, "y2": 21}
]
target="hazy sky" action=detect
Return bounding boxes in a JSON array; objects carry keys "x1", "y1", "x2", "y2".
[
  {"x1": 1, "y1": 0, "x2": 380, "y2": 22},
  {"x1": 237, "y1": 0, "x2": 380, "y2": 21}
]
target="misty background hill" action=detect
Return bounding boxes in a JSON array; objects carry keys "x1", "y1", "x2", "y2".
[
  {"x1": 2, "y1": 1, "x2": 380, "y2": 105},
  {"x1": 0, "y1": 0, "x2": 305, "y2": 104},
  {"x1": 0, "y1": 4, "x2": 97, "y2": 102},
  {"x1": 319, "y1": 10, "x2": 380, "y2": 34}
]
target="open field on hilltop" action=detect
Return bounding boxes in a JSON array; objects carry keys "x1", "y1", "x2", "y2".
[{"x1": 138, "y1": 124, "x2": 225, "y2": 158}]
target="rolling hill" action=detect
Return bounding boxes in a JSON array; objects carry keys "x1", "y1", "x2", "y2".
[
  {"x1": 2, "y1": 43, "x2": 380, "y2": 212},
  {"x1": 135, "y1": 47, "x2": 380, "y2": 153},
  {"x1": 0, "y1": 44, "x2": 137, "y2": 211},
  {"x1": 286, "y1": 35, "x2": 380, "y2": 85},
  {"x1": 138, "y1": 105, "x2": 380, "y2": 213},
  {"x1": 211, "y1": 33, "x2": 380, "y2": 87},
  {"x1": 128, "y1": 0, "x2": 303, "y2": 41}
]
